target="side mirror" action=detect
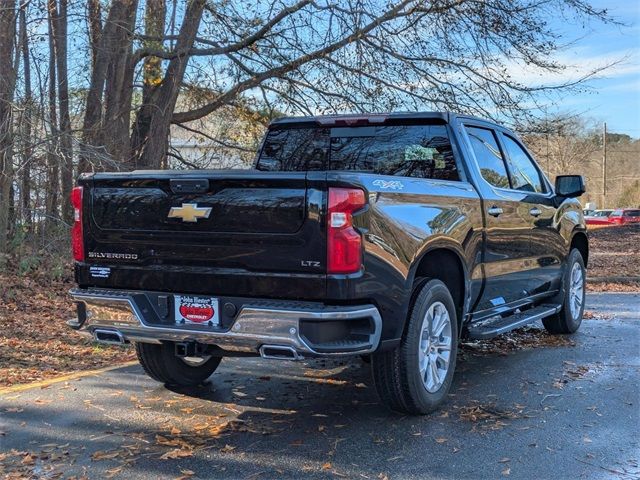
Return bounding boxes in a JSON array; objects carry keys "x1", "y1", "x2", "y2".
[{"x1": 555, "y1": 175, "x2": 585, "y2": 198}]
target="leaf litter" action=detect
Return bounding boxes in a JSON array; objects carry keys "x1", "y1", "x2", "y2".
[
  {"x1": 0, "y1": 404, "x2": 284, "y2": 478},
  {"x1": 460, "y1": 326, "x2": 575, "y2": 356},
  {"x1": 0, "y1": 269, "x2": 136, "y2": 388},
  {"x1": 455, "y1": 401, "x2": 531, "y2": 431}
]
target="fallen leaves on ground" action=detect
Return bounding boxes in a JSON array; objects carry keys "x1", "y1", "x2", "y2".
[
  {"x1": 0, "y1": 383, "x2": 287, "y2": 477},
  {"x1": 583, "y1": 310, "x2": 614, "y2": 320},
  {"x1": 0, "y1": 446, "x2": 84, "y2": 479},
  {"x1": 0, "y1": 267, "x2": 135, "y2": 387},
  {"x1": 160, "y1": 449, "x2": 194, "y2": 460},
  {"x1": 460, "y1": 326, "x2": 574, "y2": 356},
  {"x1": 587, "y1": 225, "x2": 640, "y2": 279},
  {"x1": 586, "y1": 225, "x2": 640, "y2": 291},
  {"x1": 91, "y1": 450, "x2": 121, "y2": 461},
  {"x1": 586, "y1": 281, "x2": 640, "y2": 292},
  {"x1": 456, "y1": 402, "x2": 529, "y2": 431},
  {"x1": 176, "y1": 469, "x2": 195, "y2": 480}
]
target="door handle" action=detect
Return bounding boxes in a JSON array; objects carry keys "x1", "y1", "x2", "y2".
[
  {"x1": 487, "y1": 206, "x2": 503, "y2": 217},
  {"x1": 529, "y1": 207, "x2": 541, "y2": 217}
]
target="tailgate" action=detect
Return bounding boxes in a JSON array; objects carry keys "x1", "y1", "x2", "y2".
[{"x1": 78, "y1": 170, "x2": 327, "y2": 298}]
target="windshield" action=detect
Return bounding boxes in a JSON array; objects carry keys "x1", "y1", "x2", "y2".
[{"x1": 594, "y1": 210, "x2": 612, "y2": 217}]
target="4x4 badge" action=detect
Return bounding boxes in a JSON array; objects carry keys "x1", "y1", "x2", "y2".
[{"x1": 168, "y1": 203, "x2": 212, "y2": 223}]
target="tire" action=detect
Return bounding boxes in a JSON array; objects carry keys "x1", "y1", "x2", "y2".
[
  {"x1": 371, "y1": 279, "x2": 458, "y2": 415},
  {"x1": 135, "y1": 342, "x2": 222, "y2": 386},
  {"x1": 543, "y1": 248, "x2": 586, "y2": 334}
]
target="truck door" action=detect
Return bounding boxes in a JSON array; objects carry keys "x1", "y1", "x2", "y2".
[
  {"x1": 496, "y1": 131, "x2": 564, "y2": 296},
  {"x1": 461, "y1": 124, "x2": 533, "y2": 313}
]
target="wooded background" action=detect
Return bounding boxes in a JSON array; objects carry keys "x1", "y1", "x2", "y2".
[{"x1": 0, "y1": 0, "x2": 637, "y2": 266}]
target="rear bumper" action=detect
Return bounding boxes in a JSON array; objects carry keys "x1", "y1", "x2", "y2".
[{"x1": 68, "y1": 288, "x2": 382, "y2": 358}]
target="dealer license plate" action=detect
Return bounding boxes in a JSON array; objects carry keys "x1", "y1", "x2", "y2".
[{"x1": 174, "y1": 295, "x2": 219, "y2": 326}]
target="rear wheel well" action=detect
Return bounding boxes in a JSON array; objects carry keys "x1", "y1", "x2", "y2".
[
  {"x1": 571, "y1": 232, "x2": 589, "y2": 267},
  {"x1": 413, "y1": 249, "x2": 465, "y2": 327}
]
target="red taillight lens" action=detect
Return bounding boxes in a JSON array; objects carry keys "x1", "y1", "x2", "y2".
[
  {"x1": 327, "y1": 187, "x2": 365, "y2": 274},
  {"x1": 71, "y1": 186, "x2": 84, "y2": 261}
]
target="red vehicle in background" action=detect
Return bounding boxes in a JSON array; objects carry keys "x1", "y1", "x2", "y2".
[
  {"x1": 585, "y1": 209, "x2": 614, "y2": 225},
  {"x1": 608, "y1": 209, "x2": 640, "y2": 225}
]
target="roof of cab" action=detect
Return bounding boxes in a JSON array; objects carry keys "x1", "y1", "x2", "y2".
[{"x1": 269, "y1": 111, "x2": 502, "y2": 129}]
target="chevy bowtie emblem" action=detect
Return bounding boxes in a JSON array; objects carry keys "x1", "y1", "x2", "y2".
[{"x1": 168, "y1": 203, "x2": 212, "y2": 223}]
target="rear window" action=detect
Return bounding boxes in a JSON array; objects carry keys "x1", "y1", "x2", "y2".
[
  {"x1": 257, "y1": 127, "x2": 329, "y2": 172},
  {"x1": 257, "y1": 124, "x2": 459, "y2": 181},
  {"x1": 625, "y1": 210, "x2": 640, "y2": 217}
]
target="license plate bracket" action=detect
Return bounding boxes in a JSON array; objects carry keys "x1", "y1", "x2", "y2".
[{"x1": 174, "y1": 295, "x2": 219, "y2": 326}]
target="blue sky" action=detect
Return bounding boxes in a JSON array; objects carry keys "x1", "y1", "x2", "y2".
[
  {"x1": 538, "y1": 0, "x2": 640, "y2": 136},
  {"x1": 37, "y1": 1, "x2": 639, "y2": 137}
]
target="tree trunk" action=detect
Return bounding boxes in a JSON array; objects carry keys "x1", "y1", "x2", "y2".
[
  {"x1": 129, "y1": 0, "x2": 166, "y2": 169},
  {"x1": 45, "y1": 0, "x2": 60, "y2": 232},
  {"x1": 78, "y1": 0, "x2": 102, "y2": 175},
  {"x1": 19, "y1": 4, "x2": 32, "y2": 231},
  {"x1": 131, "y1": 0, "x2": 206, "y2": 170},
  {"x1": 87, "y1": 0, "x2": 102, "y2": 68},
  {"x1": 142, "y1": 0, "x2": 165, "y2": 103},
  {"x1": 102, "y1": 0, "x2": 137, "y2": 165},
  {"x1": 51, "y1": 0, "x2": 73, "y2": 223},
  {"x1": 0, "y1": 0, "x2": 17, "y2": 254},
  {"x1": 79, "y1": 0, "x2": 137, "y2": 173}
]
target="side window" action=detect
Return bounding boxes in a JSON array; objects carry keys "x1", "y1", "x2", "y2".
[
  {"x1": 464, "y1": 126, "x2": 510, "y2": 188},
  {"x1": 501, "y1": 134, "x2": 545, "y2": 193}
]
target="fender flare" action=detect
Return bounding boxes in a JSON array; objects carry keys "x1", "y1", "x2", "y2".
[
  {"x1": 569, "y1": 228, "x2": 589, "y2": 267},
  {"x1": 407, "y1": 239, "x2": 472, "y2": 319}
]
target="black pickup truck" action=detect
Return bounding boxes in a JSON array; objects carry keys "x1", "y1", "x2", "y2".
[{"x1": 68, "y1": 112, "x2": 588, "y2": 414}]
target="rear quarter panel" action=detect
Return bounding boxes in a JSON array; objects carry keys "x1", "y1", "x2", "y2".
[{"x1": 325, "y1": 172, "x2": 484, "y2": 343}]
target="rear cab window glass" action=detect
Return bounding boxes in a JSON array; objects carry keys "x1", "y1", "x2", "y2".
[
  {"x1": 257, "y1": 127, "x2": 329, "y2": 171},
  {"x1": 329, "y1": 125, "x2": 458, "y2": 180},
  {"x1": 626, "y1": 210, "x2": 640, "y2": 217},
  {"x1": 464, "y1": 126, "x2": 510, "y2": 188},
  {"x1": 256, "y1": 123, "x2": 459, "y2": 181}
]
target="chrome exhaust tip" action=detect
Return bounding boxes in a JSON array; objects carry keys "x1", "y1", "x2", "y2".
[
  {"x1": 93, "y1": 329, "x2": 126, "y2": 345},
  {"x1": 259, "y1": 345, "x2": 303, "y2": 361}
]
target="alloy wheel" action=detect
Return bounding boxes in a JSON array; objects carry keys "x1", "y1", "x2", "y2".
[{"x1": 418, "y1": 301, "x2": 452, "y2": 393}]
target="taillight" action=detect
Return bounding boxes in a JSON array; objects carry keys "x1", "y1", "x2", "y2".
[
  {"x1": 327, "y1": 187, "x2": 366, "y2": 274},
  {"x1": 71, "y1": 186, "x2": 84, "y2": 261}
]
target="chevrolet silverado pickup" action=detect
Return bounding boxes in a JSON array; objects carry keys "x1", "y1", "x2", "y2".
[{"x1": 68, "y1": 112, "x2": 588, "y2": 414}]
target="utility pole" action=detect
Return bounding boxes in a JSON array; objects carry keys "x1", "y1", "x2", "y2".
[
  {"x1": 545, "y1": 111, "x2": 550, "y2": 176},
  {"x1": 602, "y1": 122, "x2": 607, "y2": 206}
]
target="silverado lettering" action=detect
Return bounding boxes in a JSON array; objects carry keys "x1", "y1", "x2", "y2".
[
  {"x1": 87, "y1": 252, "x2": 139, "y2": 260},
  {"x1": 68, "y1": 112, "x2": 588, "y2": 415}
]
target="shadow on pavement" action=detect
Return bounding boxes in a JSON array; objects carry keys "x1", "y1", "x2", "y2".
[{"x1": 2, "y1": 317, "x2": 639, "y2": 479}]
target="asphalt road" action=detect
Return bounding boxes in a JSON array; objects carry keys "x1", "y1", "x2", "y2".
[{"x1": 1, "y1": 292, "x2": 639, "y2": 479}]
